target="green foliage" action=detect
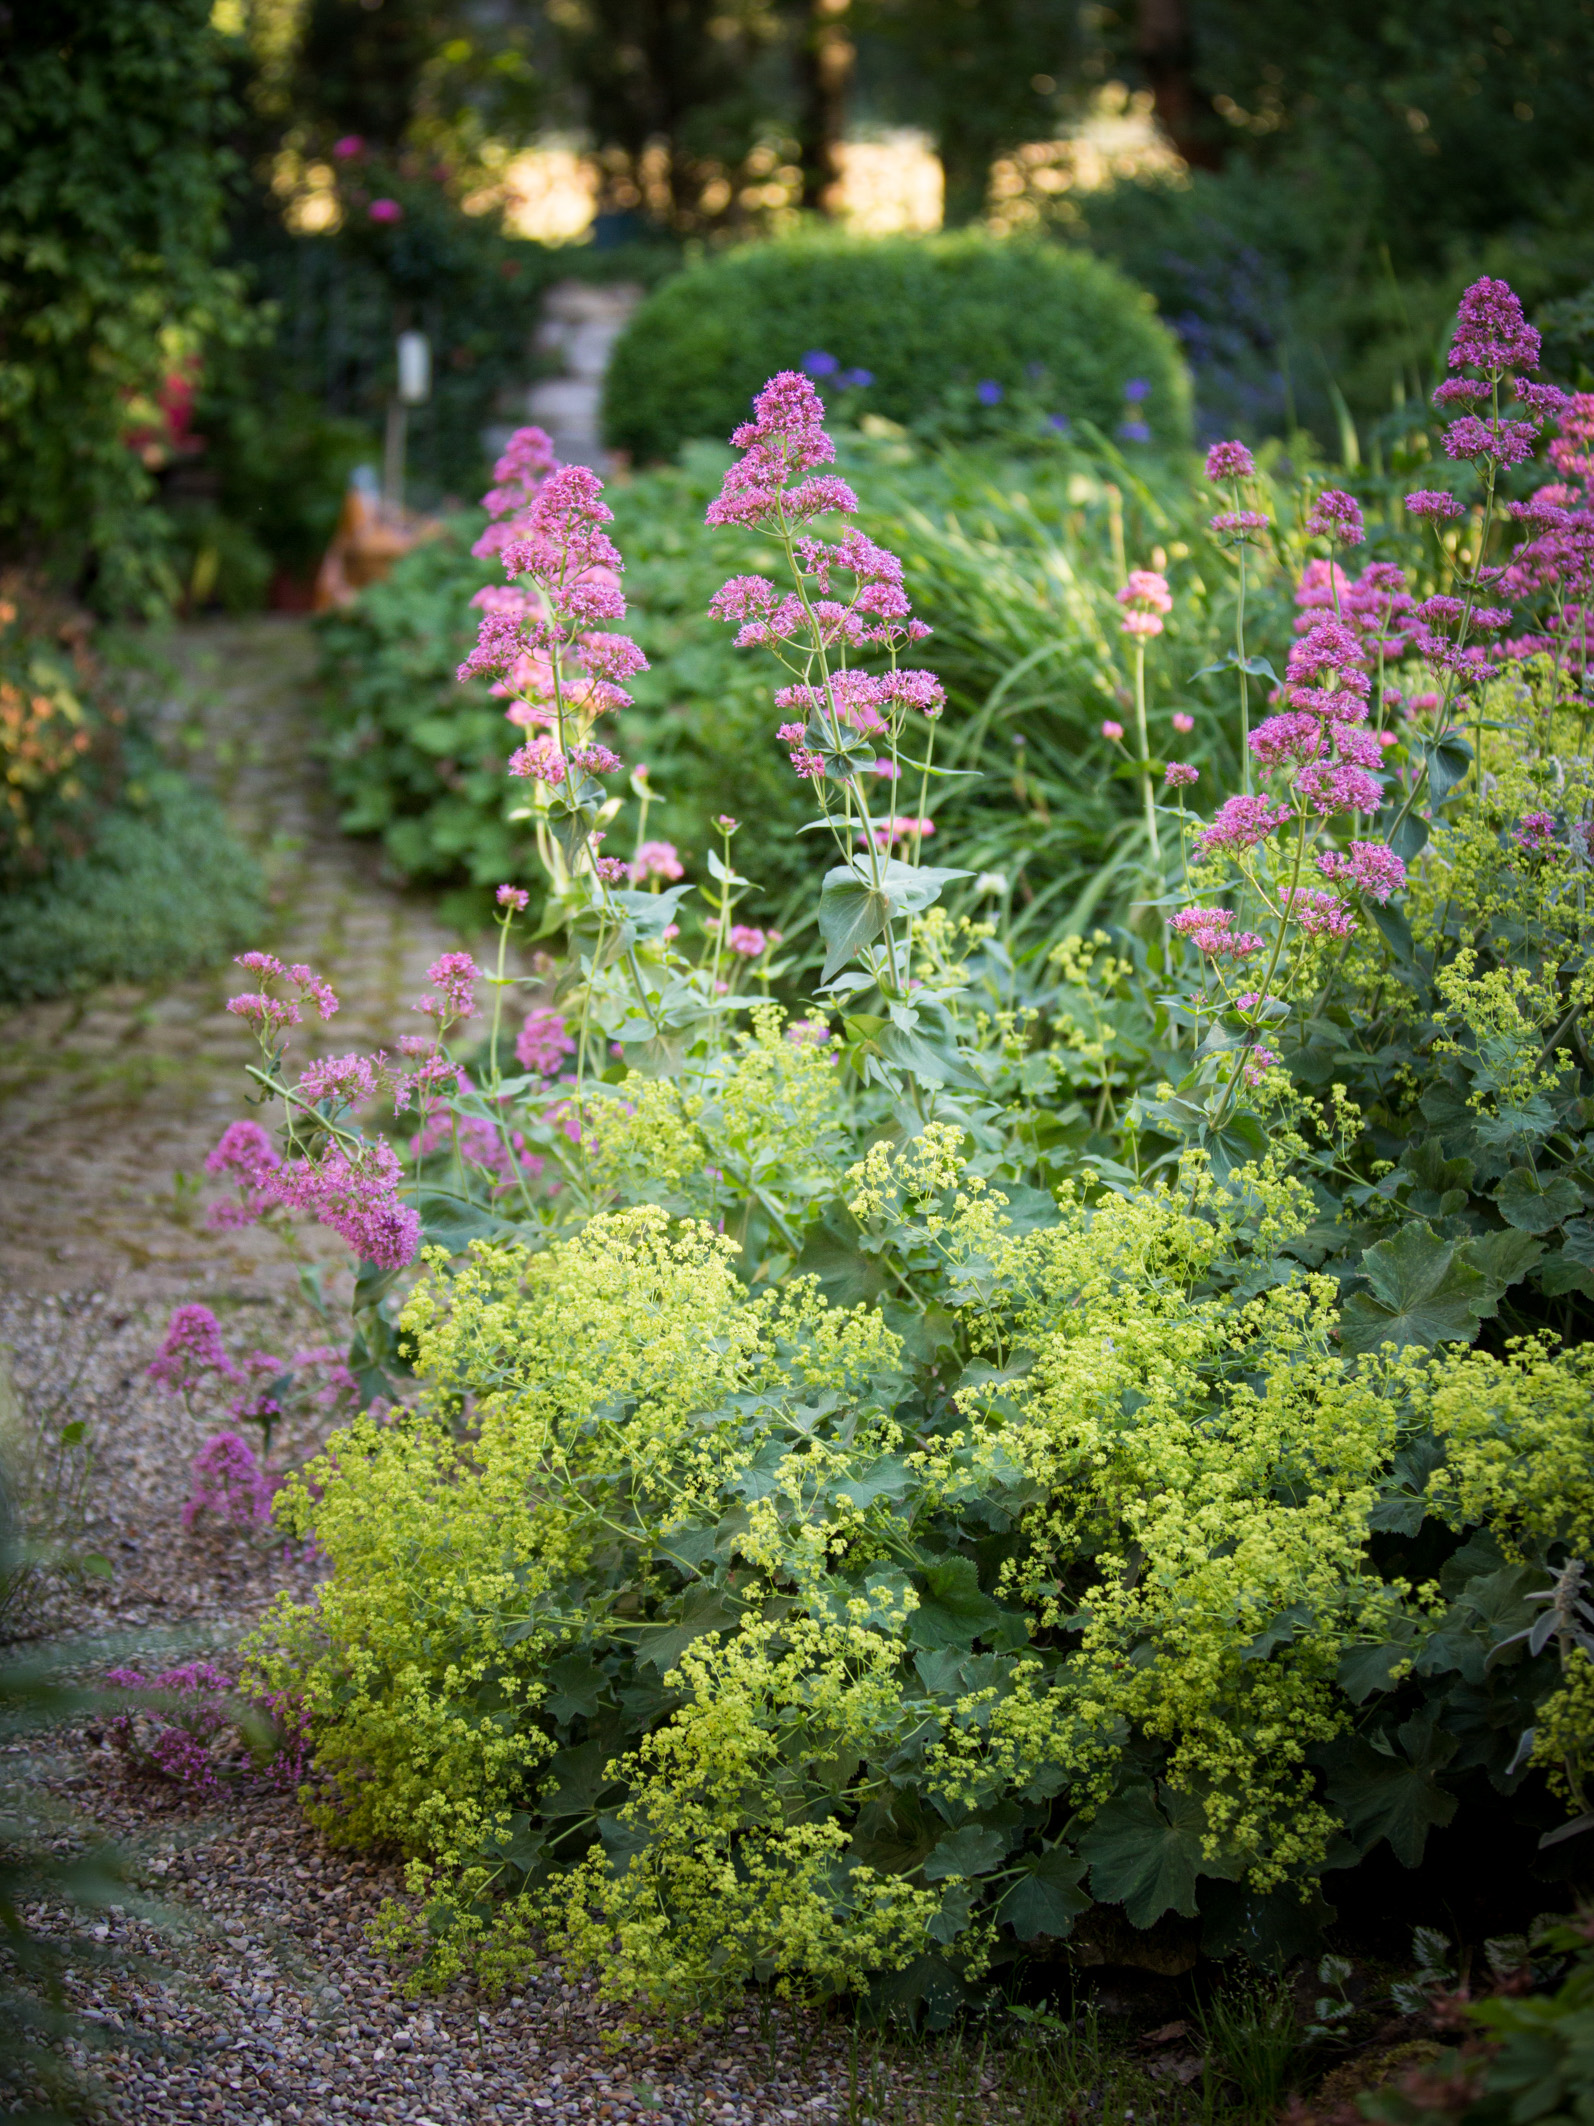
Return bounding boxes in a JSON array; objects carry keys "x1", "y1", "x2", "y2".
[
  {"x1": 0, "y1": 589, "x2": 125, "y2": 889},
  {"x1": 213, "y1": 333, "x2": 1594, "y2": 2026},
  {"x1": 1362, "y1": 1914, "x2": 1594, "y2": 2126},
  {"x1": 245, "y1": 1094, "x2": 1594, "y2": 2014},
  {"x1": 0, "y1": 741, "x2": 263, "y2": 1004},
  {"x1": 602, "y1": 234, "x2": 1191, "y2": 465},
  {"x1": 0, "y1": 0, "x2": 251, "y2": 611},
  {"x1": 1134, "y1": 1, "x2": 1594, "y2": 275},
  {"x1": 0, "y1": 583, "x2": 261, "y2": 998},
  {"x1": 313, "y1": 430, "x2": 1245, "y2": 929}
]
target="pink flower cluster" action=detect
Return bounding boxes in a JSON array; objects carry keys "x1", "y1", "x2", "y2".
[
  {"x1": 184, "y1": 1431, "x2": 273, "y2": 1529},
  {"x1": 104, "y1": 1660, "x2": 309, "y2": 1799},
  {"x1": 1305, "y1": 490, "x2": 1365, "y2": 547},
  {"x1": 1415, "y1": 278, "x2": 1565, "y2": 479},
  {"x1": 630, "y1": 840, "x2": 683, "y2": 884},
  {"x1": 225, "y1": 955, "x2": 340, "y2": 1042},
  {"x1": 148, "y1": 1304, "x2": 241, "y2": 1392},
  {"x1": 1117, "y1": 569, "x2": 1173, "y2": 639},
  {"x1": 1204, "y1": 440, "x2": 1256, "y2": 482},
  {"x1": 472, "y1": 425, "x2": 558, "y2": 562},
  {"x1": 1196, "y1": 794, "x2": 1293, "y2": 855},
  {"x1": 1286, "y1": 888, "x2": 1357, "y2": 941},
  {"x1": 1231, "y1": 618, "x2": 1384, "y2": 822},
  {"x1": 860, "y1": 816, "x2": 935, "y2": 849},
  {"x1": 705, "y1": 375, "x2": 949, "y2": 797},
  {"x1": 269, "y1": 1140, "x2": 421, "y2": 1270},
  {"x1": 1515, "y1": 810, "x2": 1559, "y2": 854},
  {"x1": 728, "y1": 924, "x2": 775, "y2": 957},
  {"x1": 413, "y1": 951, "x2": 481, "y2": 1028},
  {"x1": 516, "y1": 1008, "x2": 576, "y2": 1076},
  {"x1": 459, "y1": 460, "x2": 649, "y2": 794},
  {"x1": 1167, "y1": 907, "x2": 1265, "y2": 961},
  {"x1": 204, "y1": 1121, "x2": 281, "y2": 1230},
  {"x1": 705, "y1": 372, "x2": 858, "y2": 533},
  {"x1": 1317, "y1": 840, "x2": 1406, "y2": 903}
]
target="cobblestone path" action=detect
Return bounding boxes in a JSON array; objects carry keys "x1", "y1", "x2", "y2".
[{"x1": 0, "y1": 616, "x2": 467, "y2": 1306}]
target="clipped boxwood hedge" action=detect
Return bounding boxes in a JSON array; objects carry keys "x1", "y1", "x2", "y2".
[{"x1": 602, "y1": 231, "x2": 1191, "y2": 462}]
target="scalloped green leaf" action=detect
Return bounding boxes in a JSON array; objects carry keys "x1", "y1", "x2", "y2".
[
  {"x1": 1079, "y1": 1783, "x2": 1214, "y2": 1927},
  {"x1": 1340, "y1": 1223, "x2": 1488, "y2": 1354},
  {"x1": 997, "y1": 1846, "x2": 1092, "y2": 1941}
]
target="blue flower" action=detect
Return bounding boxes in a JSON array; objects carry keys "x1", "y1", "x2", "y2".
[
  {"x1": 1048, "y1": 412, "x2": 1071, "y2": 433},
  {"x1": 976, "y1": 379, "x2": 1004, "y2": 407},
  {"x1": 1123, "y1": 377, "x2": 1152, "y2": 402},
  {"x1": 839, "y1": 367, "x2": 873, "y2": 389},
  {"x1": 1117, "y1": 419, "x2": 1152, "y2": 443},
  {"x1": 802, "y1": 350, "x2": 840, "y2": 377}
]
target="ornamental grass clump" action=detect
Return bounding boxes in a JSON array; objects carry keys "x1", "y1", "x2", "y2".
[{"x1": 143, "y1": 275, "x2": 1594, "y2": 2020}]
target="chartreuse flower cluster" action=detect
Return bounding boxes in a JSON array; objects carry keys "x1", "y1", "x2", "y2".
[{"x1": 245, "y1": 1126, "x2": 1594, "y2": 2017}]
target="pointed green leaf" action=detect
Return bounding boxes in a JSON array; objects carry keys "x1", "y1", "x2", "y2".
[
  {"x1": 905, "y1": 1554, "x2": 1007, "y2": 1652},
  {"x1": 540, "y1": 1653, "x2": 609, "y2": 1725},
  {"x1": 1424, "y1": 737, "x2": 1473, "y2": 805},
  {"x1": 1371, "y1": 902, "x2": 1416, "y2": 965},
  {"x1": 874, "y1": 1024, "x2": 985, "y2": 1089},
  {"x1": 1461, "y1": 1228, "x2": 1543, "y2": 1317},
  {"x1": 817, "y1": 869, "x2": 891, "y2": 981},
  {"x1": 629, "y1": 1583, "x2": 742, "y2": 1672},
  {"x1": 482, "y1": 1810, "x2": 546, "y2": 1879},
  {"x1": 849, "y1": 1792, "x2": 941, "y2": 1876},
  {"x1": 541, "y1": 1739, "x2": 622, "y2": 1817},
  {"x1": 1387, "y1": 810, "x2": 1430, "y2": 863},
  {"x1": 923, "y1": 1825, "x2": 1009, "y2": 1882}
]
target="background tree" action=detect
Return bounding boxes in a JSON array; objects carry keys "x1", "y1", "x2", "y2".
[
  {"x1": 0, "y1": 0, "x2": 250, "y2": 609},
  {"x1": 1102, "y1": 0, "x2": 1594, "y2": 269},
  {"x1": 542, "y1": 0, "x2": 796, "y2": 231},
  {"x1": 857, "y1": 0, "x2": 1081, "y2": 225}
]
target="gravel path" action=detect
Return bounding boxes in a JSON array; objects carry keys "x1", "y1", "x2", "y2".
[{"x1": 0, "y1": 624, "x2": 1001, "y2": 2125}]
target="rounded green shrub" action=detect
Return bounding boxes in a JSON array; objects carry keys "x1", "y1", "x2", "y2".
[{"x1": 602, "y1": 232, "x2": 1191, "y2": 462}]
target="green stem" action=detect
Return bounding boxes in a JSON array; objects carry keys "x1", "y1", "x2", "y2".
[
  {"x1": 488, "y1": 908, "x2": 511, "y2": 1090},
  {"x1": 1234, "y1": 497, "x2": 1251, "y2": 795},
  {"x1": 1133, "y1": 640, "x2": 1159, "y2": 861},
  {"x1": 1210, "y1": 806, "x2": 1310, "y2": 1130}
]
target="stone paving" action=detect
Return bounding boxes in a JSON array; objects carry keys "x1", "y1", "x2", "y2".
[{"x1": 0, "y1": 616, "x2": 469, "y2": 1307}]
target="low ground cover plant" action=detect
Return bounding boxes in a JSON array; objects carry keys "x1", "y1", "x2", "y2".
[
  {"x1": 146, "y1": 279, "x2": 1593, "y2": 2076},
  {"x1": 0, "y1": 584, "x2": 261, "y2": 1002}
]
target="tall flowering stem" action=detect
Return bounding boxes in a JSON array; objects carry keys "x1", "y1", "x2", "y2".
[
  {"x1": 457, "y1": 429, "x2": 694, "y2": 1093},
  {"x1": 1117, "y1": 571, "x2": 1171, "y2": 861},
  {"x1": 1167, "y1": 610, "x2": 1403, "y2": 1100},
  {"x1": 1391, "y1": 278, "x2": 1565, "y2": 836},
  {"x1": 706, "y1": 373, "x2": 948, "y2": 1009},
  {"x1": 1205, "y1": 441, "x2": 1267, "y2": 794}
]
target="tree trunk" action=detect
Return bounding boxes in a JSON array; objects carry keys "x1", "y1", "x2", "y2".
[
  {"x1": 794, "y1": 0, "x2": 854, "y2": 213},
  {"x1": 1135, "y1": 0, "x2": 1224, "y2": 171}
]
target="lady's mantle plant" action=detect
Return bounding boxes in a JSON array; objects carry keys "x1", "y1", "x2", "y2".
[{"x1": 143, "y1": 277, "x2": 1594, "y2": 2021}]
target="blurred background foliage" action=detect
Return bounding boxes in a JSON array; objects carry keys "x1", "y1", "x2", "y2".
[
  {"x1": 315, "y1": 420, "x2": 1325, "y2": 934},
  {"x1": 7, "y1": 0, "x2": 1594, "y2": 614},
  {"x1": 6, "y1": 0, "x2": 1594, "y2": 983}
]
